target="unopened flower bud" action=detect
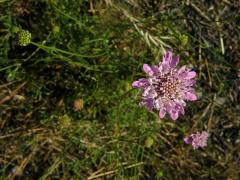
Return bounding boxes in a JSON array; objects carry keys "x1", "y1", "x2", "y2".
[{"x1": 17, "y1": 30, "x2": 31, "y2": 46}]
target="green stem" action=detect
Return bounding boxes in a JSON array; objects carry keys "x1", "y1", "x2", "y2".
[
  {"x1": 0, "y1": 63, "x2": 21, "y2": 72},
  {"x1": 30, "y1": 42, "x2": 105, "y2": 58}
]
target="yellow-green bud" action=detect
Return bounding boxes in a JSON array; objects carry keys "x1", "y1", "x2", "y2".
[
  {"x1": 59, "y1": 114, "x2": 71, "y2": 128},
  {"x1": 12, "y1": 26, "x2": 20, "y2": 33},
  {"x1": 53, "y1": 25, "x2": 60, "y2": 34},
  {"x1": 144, "y1": 137, "x2": 154, "y2": 148},
  {"x1": 17, "y1": 30, "x2": 31, "y2": 46},
  {"x1": 179, "y1": 34, "x2": 188, "y2": 46}
]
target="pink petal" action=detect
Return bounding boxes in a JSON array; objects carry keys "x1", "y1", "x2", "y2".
[
  {"x1": 163, "y1": 51, "x2": 173, "y2": 63},
  {"x1": 139, "y1": 99, "x2": 154, "y2": 112},
  {"x1": 159, "y1": 109, "x2": 166, "y2": 118},
  {"x1": 162, "y1": 63, "x2": 170, "y2": 73},
  {"x1": 179, "y1": 72, "x2": 188, "y2": 78},
  {"x1": 178, "y1": 65, "x2": 186, "y2": 74},
  {"x1": 143, "y1": 64, "x2": 151, "y2": 74},
  {"x1": 170, "y1": 110, "x2": 179, "y2": 120},
  {"x1": 184, "y1": 137, "x2": 192, "y2": 144},
  {"x1": 185, "y1": 91, "x2": 197, "y2": 101},
  {"x1": 170, "y1": 56, "x2": 179, "y2": 68},
  {"x1": 143, "y1": 87, "x2": 157, "y2": 98},
  {"x1": 142, "y1": 87, "x2": 151, "y2": 96},
  {"x1": 161, "y1": 51, "x2": 173, "y2": 73},
  {"x1": 175, "y1": 103, "x2": 185, "y2": 115},
  {"x1": 187, "y1": 71, "x2": 197, "y2": 79},
  {"x1": 143, "y1": 64, "x2": 159, "y2": 76},
  {"x1": 165, "y1": 104, "x2": 173, "y2": 113},
  {"x1": 132, "y1": 81, "x2": 141, "y2": 88},
  {"x1": 180, "y1": 106, "x2": 185, "y2": 115},
  {"x1": 184, "y1": 79, "x2": 196, "y2": 86},
  {"x1": 132, "y1": 78, "x2": 148, "y2": 88}
]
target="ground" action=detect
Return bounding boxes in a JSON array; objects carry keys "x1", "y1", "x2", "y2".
[{"x1": 0, "y1": 0, "x2": 240, "y2": 179}]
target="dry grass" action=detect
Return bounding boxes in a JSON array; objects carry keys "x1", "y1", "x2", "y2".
[{"x1": 0, "y1": 0, "x2": 240, "y2": 179}]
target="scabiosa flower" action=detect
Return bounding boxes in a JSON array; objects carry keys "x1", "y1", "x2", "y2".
[
  {"x1": 184, "y1": 131, "x2": 210, "y2": 149},
  {"x1": 132, "y1": 51, "x2": 197, "y2": 120}
]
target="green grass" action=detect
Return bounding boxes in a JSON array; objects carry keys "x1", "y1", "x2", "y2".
[{"x1": 1, "y1": 0, "x2": 240, "y2": 179}]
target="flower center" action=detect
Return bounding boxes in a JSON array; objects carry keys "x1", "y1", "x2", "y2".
[{"x1": 154, "y1": 75, "x2": 177, "y2": 99}]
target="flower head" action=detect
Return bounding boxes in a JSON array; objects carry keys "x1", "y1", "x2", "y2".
[
  {"x1": 132, "y1": 51, "x2": 197, "y2": 120},
  {"x1": 184, "y1": 131, "x2": 210, "y2": 149},
  {"x1": 17, "y1": 30, "x2": 31, "y2": 46}
]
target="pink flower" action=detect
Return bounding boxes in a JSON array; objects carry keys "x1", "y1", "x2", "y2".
[
  {"x1": 132, "y1": 51, "x2": 197, "y2": 120},
  {"x1": 184, "y1": 131, "x2": 210, "y2": 149}
]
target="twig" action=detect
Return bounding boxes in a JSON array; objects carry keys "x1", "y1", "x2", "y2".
[
  {"x1": 200, "y1": 102, "x2": 211, "y2": 120},
  {"x1": 8, "y1": 146, "x2": 38, "y2": 180},
  {"x1": 216, "y1": 16, "x2": 225, "y2": 55},
  {"x1": 0, "y1": 82, "x2": 27, "y2": 105},
  {"x1": 0, "y1": 81, "x2": 19, "y2": 89},
  {"x1": 157, "y1": 133, "x2": 179, "y2": 154},
  {"x1": 207, "y1": 94, "x2": 216, "y2": 131},
  {"x1": 87, "y1": 162, "x2": 144, "y2": 179},
  {"x1": 39, "y1": 157, "x2": 61, "y2": 180},
  {"x1": 205, "y1": 59, "x2": 212, "y2": 87},
  {"x1": 189, "y1": 2, "x2": 211, "y2": 22},
  {"x1": 219, "y1": 33, "x2": 225, "y2": 55},
  {"x1": 198, "y1": 28, "x2": 202, "y2": 62},
  {"x1": 108, "y1": 2, "x2": 170, "y2": 55},
  {"x1": 0, "y1": 127, "x2": 44, "y2": 139}
]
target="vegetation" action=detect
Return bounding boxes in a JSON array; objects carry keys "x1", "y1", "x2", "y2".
[{"x1": 0, "y1": 0, "x2": 240, "y2": 179}]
